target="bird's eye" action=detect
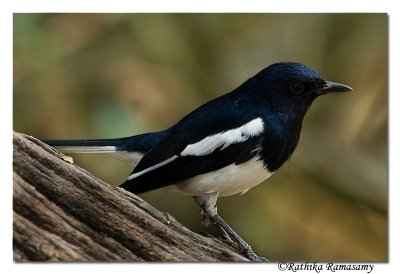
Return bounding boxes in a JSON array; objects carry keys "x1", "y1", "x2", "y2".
[{"x1": 290, "y1": 83, "x2": 305, "y2": 94}]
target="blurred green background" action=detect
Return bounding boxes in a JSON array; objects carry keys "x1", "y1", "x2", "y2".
[{"x1": 13, "y1": 13, "x2": 387, "y2": 261}]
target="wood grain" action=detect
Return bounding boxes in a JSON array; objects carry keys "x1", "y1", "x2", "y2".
[{"x1": 13, "y1": 132, "x2": 247, "y2": 262}]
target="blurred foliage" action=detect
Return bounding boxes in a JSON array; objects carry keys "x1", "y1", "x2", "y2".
[{"x1": 13, "y1": 13, "x2": 387, "y2": 261}]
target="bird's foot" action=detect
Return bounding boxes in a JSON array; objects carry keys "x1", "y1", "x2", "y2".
[
  {"x1": 243, "y1": 249, "x2": 269, "y2": 262},
  {"x1": 193, "y1": 194, "x2": 269, "y2": 262},
  {"x1": 237, "y1": 242, "x2": 269, "y2": 262},
  {"x1": 218, "y1": 227, "x2": 233, "y2": 242},
  {"x1": 218, "y1": 232, "x2": 266, "y2": 261}
]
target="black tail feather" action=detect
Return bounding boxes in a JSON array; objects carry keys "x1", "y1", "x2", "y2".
[{"x1": 42, "y1": 131, "x2": 168, "y2": 153}]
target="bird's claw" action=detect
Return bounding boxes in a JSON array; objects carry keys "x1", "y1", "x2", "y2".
[{"x1": 244, "y1": 250, "x2": 269, "y2": 262}]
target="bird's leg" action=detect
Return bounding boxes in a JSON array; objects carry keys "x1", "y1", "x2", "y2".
[
  {"x1": 193, "y1": 193, "x2": 268, "y2": 262},
  {"x1": 199, "y1": 209, "x2": 232, "y2": 241},
  {"x1": 216, "y1": 224, "x2": 233, "y2": 242}
]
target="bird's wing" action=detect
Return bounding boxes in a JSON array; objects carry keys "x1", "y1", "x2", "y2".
[{"x1": 120, "y1": 107, "x2": 265, "y2": 194}]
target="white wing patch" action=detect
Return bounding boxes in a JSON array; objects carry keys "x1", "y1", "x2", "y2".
[
  {"x1": 126, "y1": 117, "x2": 264, "y2": 181},
  {"x1": 180, "y1": 117, "x2": 264, "y2": 157},
  {"x1": 127, "y1": 155, "x2": 178, "y2": 180}
]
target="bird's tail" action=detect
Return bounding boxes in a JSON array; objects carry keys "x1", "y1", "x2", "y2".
[
  {"x1": 42, "y1": 131, "x2": 166, "y2": 153},
  {"x1": 42, "y1": 137, "x2": 132, "y2": 153},
  {"x1": 42, "y1": 131, "x2": 167, "y2": 166}
]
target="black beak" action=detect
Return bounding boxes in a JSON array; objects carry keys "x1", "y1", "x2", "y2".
[{"x1": 317, "y1": 81, "x2": 353, "y2": 95}]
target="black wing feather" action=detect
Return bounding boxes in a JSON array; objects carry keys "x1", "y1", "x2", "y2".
[
  {"x1": 120, "y1": 93, "x2": 264, "y2": 194},
  {"x1": 131, "y1": 95, "x2": 259, "y2": 174},
  {"x1": 120, "y1": 137, "x2": 262, "y2": 194}
]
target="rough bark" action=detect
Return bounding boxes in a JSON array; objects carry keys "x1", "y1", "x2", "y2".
[{"x1": 13, "y1": 132, "x2": 247, "y2": 262}]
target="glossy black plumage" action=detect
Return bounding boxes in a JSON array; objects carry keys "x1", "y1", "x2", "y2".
[
  {"x1": 43, "y1": 62, "x2": 351, "y2": 196},
  {"x1": 120, "y1": 62, "x2": 351, "y2": 194},
  {"x1": 42, "y1": 61, "x2": 352, "y2": 261}
]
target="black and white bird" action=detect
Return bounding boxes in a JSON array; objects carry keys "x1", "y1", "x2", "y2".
[{"x1": 43, "y1": 62, "x2": 352, "y2": 261}]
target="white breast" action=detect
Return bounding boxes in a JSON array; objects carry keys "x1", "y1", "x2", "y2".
[{"x1": 175, "y1": 157, "x2": 273, "y2": 197}]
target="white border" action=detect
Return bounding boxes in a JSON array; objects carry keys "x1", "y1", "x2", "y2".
[
  {"x1": 2, "y1": 0, "x2": 395, "y2": 13},
  {"x1": 2, "y1": 1, "x2": 398, "y2": 274}
]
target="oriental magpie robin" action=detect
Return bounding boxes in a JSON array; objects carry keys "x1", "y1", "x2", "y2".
[{"x1": 43, "y1": 62, "x2": 352, "y2": 261}]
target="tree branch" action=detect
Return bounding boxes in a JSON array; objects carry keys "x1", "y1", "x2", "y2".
[{"x1": 13, "y1": 132, "x2": 247, "y2": 261}]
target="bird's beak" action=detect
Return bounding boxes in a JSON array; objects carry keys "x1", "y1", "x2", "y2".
[{"x1": 316, "y1": 81, "x2": 353, "y2": 95}]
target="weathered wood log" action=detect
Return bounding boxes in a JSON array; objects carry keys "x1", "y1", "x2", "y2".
[{"x1": 13, "y1": 132, "x2": 247, "y2": 262}]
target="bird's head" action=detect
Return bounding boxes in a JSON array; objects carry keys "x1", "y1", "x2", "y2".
[{"x1": 249, "y1": 62, "x2": 352, "y2": 116}]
